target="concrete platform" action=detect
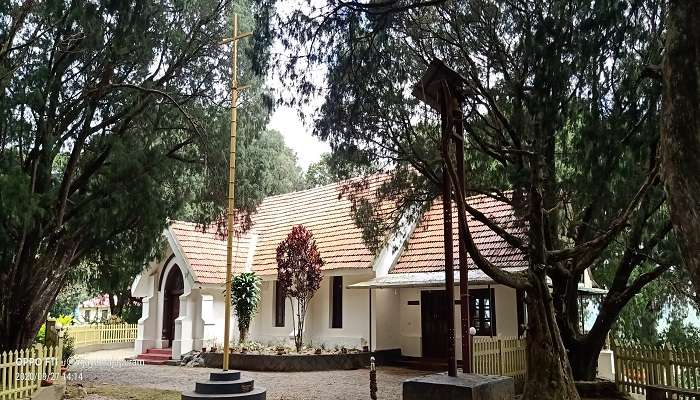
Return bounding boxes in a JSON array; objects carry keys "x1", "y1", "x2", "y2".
[{"x1": 402, "y1": 373, "x2": 514, "y2": 400}]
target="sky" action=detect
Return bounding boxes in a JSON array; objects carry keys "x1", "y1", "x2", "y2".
[
  {"x1": 268, "y1": 104, "x2": 330, "y2": 170},
  {"x1": 264, "y1": 0, "x2": 330, "y2": 171}
]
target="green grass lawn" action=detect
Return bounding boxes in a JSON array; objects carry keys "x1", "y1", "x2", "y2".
[{"x1": 66, "y1": 383, "x2": 179, "y2": 400}]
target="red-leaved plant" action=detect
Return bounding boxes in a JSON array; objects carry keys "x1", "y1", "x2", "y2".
[{"x1": 276, "y1": 225, "x2": 324, "y2": 352}]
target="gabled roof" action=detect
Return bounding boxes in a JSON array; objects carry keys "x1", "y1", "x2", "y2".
[
  {"x1": 249, "y1": 176, "x2": 387, "y2": 275},
  {"x1": 168, "y1": 221, "x2": 252, "y2": 284},
  {"x1": 165, "y1": 177, "x2": 529, "y2": 285},
  {"x1": 391, "y1": 193, "x2": 528, "y2": 274},
  {"x1": 80, "y1": 294, "x2": 111, "y2": 308},
  {"x1": 167, "y1": 175, "x2": 389, "y2": 283}
]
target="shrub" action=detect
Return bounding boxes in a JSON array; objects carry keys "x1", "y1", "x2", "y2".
[
  {"x1": 230, "y1": 272, "x2": 261, "y2": 343},
  {"x1": 61, "y1": 336, "x2": 76, "y2": 367}
]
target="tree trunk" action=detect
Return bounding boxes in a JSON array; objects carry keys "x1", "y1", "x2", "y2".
[
  {"x1": 568, "y1": 336, "x2": 607, "y2": 381},
  {"x1": 660, "y1": 0, "x2": 700, "y2": 304},
  {"x1": 239, "y1": 329, "x2": 247, "y2": 344},
  {"x1": 0, "y1": 235, "x2": 76, "y2": 351},
  {"x1": 522, "y1": 277, "x2": 580, "y2": 400},
  {"x1": 0, "y1": 275, "x2": 64, "y2": 351}
]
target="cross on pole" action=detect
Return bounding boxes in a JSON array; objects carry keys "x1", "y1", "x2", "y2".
[{"x1": 221, "y1": 13, "x2": 252, "y2": 372}]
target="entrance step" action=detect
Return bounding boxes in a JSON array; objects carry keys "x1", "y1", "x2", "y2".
[
  {"x1": 136, "y1": 353, "x2": 172, "y2": 361},
  {"x1": 131, "y1": 348, "x2": 173, "y2": 366},
  {"x1": 181, "y1": 371, "x2": 266, "y2": 400},
  {"x1": 146, "y1": 348, "x2": 173, "y2": 355}
]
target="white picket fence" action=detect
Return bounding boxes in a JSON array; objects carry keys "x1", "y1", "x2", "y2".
[
  {"x1": 0, "y1": 342, "x2": 62, "y2": 400},
  {"x1": 64, "y1": 323, "x2": 137, "y2": 348},
  {"x1": 613, "y1": 341, "x2": 700, "y2": 398},
  {"x1": 473, "y1": 337, "x2": 527, "y2": 390}
]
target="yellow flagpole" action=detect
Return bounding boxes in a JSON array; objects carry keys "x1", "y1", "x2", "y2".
[{"x1": 222, "y1": 12, "x2": 252, "y2": 372}]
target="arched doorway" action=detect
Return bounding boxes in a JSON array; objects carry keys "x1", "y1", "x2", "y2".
[{"x1": 162, "y1": 266, "x2": 184, "y2": 347}]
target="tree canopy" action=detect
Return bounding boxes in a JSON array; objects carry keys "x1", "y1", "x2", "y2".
[
  {"x1": 0, "y1": 0, "x2": 302, "y2": 350},
  {"x1": 253, "y1": 0, "x2": 696, "y2": 397}
]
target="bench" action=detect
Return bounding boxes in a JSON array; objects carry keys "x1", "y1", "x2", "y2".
[{"x1": 645, "y1": 384, "x2": 700, "y2": 400}]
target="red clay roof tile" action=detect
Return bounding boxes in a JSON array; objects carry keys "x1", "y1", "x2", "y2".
[
  {"x1": 167, "y1": 177, "x2": 528, "y2": 284},
  {"x1": 391, "y1": 193, "x2": 528, "y2": 274}
]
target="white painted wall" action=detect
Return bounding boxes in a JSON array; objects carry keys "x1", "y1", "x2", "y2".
[
  {"x1": 372, "y1": 288, "x2": 401, "y2": 351},
  {"x1": 308, "y1": 273, "x2": 372, "y2": 348},
  {"x1": 597, "y1": 349, "x2": 615, "y2": 380},
  {"x1": 133, "y1": 245, "x2": 526, "y2": 361},
  {"x1": 200, "y1": 288, "x2": 237, "y2": 348},
  {"x1": 248, "y1": 272, "x2": 373, "y2": 349},
  {"x1": 399, "y1": 288, "x2": 423, "y2": 357},
  {"x1": 249, "y1": 280, "x2": 295, "y2": 344}
]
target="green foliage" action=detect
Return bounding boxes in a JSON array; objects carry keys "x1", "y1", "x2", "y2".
[
  {"x1": 61, "y1": 336, "x2": 76, "y2": 367},
  {"x1": 230, "y1": 272, "x2": 261, "y2": 343},
  {"x1": 254, "y1": 0, "x2": 688, "y2": 384},
  {"x1": 0, "y1": 0, "x2": 294, "y2": 349},
  {"x1": 276, "y1": 225, "x2": 324, "y2": 352},
  {"x1": 121, "y1": 304, "x2": 142, "y2": 324},
  {"x1": 35, "y1": 325, "x2": 45, "y2": 345},
  {"x1": 50, "y1": 281, "x2": 90, "y2": 317},
  {"x1": 303, "y1": 152, "x2": 372, "y2": 189},
  {"x1": 662, "y1": 318, "x2": 700, "y2": 348}
]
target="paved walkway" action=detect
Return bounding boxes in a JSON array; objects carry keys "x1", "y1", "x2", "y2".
[
  {"x1": 70, "y1": 349, "x2": 428, "y2": 400},
  {"x1": 75, "y1": 348, "x2": 137, "y2": 360}
]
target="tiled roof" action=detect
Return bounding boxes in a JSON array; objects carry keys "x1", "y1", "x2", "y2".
[
  {"x1": 249, "y1": 175, "x2": 389, "y2": 276},
  {"x1": 167, "y1": 175, "x2": 390, "y2": 282},
  {"x1": 166, "y1": 178, "x2": 528, "y2": 284},
  {"x1": 81, "y1": 294, "x2": 111, "y2": 308},
  {"x1": 168, "y1": 221, "x2": 252, "y2": 284},
  {"x1": 391, "y1": 193, "x2": 528, "y2": 274}
]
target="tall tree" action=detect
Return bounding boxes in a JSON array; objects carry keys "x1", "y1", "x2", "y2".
[
  {"x1": 660, "y1": 0, "x2": 700, "y2": 305},
  {"x1": 0, "y1": 0, "x2": 275, "y2": 351},
  {"x1": 255, "y1": 0, "x2": 674, "y2": 397},
  {"x1": 303, "y1": 152, "x2": 369, "y2": 188}
]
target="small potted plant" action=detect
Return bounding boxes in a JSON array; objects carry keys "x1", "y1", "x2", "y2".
[{"x1": 61, "y1": 336, "x2": 76, "y2": 376}]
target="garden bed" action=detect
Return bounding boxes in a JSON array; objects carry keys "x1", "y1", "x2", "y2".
[{"x1": 202, "y1": 349, "x2": 372, "y2": 371}]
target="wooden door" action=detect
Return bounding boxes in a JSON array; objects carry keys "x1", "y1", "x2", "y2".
[
  {"x1": 162, "y1": 266, "x2": 183, "y2": 347},
  {"x1": 421, "y1": 290, "x2": 450, "y2": 359}
]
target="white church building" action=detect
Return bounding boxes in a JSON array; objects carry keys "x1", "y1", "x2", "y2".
[{"x1": 130, "y1": 176, "x2": 600, "y2": 363}]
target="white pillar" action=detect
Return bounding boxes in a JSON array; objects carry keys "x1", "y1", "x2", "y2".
[
  {"x1": 134, "y1": 295, "x2": 157, "y2": 354},
  {"x1": 171, "y1": 288, "x2": 204, "y2": 359}
]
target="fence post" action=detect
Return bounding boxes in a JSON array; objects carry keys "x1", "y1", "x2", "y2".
[
  {"x1": 664, "y1": 343, "x2": 673, "y2": 386},
  {"x1": 498, "y1": 338, "x2": 504, "y2": 375},
  {"x1": 45, "y1": 317, "x2": 57, "y2": 348}
]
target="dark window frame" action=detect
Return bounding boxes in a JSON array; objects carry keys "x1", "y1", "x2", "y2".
[
  {"x1": 330, "y1": 276, "x2": 343, "y2": 329},
  {"x1": 469, "y1": 288, "x2": 496, "y2": 336},
  {"x1": 274, "y1": 281, "x2": 285, "y2": 327}
]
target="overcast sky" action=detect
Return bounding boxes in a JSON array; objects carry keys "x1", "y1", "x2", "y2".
[
  {"x1": 267, "y1": 104, "x2": 330, "y2": 170},
  {"x1": 263, "y1": 0, "x2": 330, "y2": 171}
]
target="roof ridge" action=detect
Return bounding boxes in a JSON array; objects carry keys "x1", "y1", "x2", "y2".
[{"x1": 257, "y1": 172, "x2": 389, "y2": 203}]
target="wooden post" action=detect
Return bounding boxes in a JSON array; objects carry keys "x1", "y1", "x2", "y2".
[
  {"x1": 664, "y1": 343, "x2": 673, "y2": 387},
  {"x1": 498, "y1": 338, "x2": 504, "y2": 375},
  {"x1": 455, "y1": 108, "x2": 471, "y2": 373},
  {"x1": 439, "y1": 83, "x2": 457, "y2": 377}
]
